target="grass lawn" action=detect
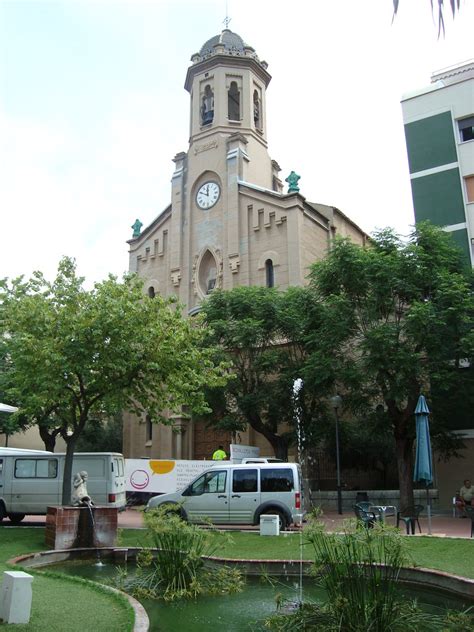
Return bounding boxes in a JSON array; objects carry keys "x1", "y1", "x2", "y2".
[
  {"x1": 1, "y1": 526, "x2": 473, "y2": 631},
  {"x1": 119, "y1": 528, "x2": 474, "y2": 578},
  {"x1": 0, "y1": 528, "x2": 134, "y2": 631}
]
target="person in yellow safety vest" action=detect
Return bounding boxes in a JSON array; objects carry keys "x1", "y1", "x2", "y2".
[{"x1": 212, "y1": 445, "x2": 227, "y2": 460}]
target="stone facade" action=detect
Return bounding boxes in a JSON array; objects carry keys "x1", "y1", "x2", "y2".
[{"x1": 124, "y1": 30, "x2": 368, "y2": 460}]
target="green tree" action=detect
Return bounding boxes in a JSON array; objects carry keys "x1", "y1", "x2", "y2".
[
  {"x1": 307, "y1": 223, "x2": 474, "y2": 511},
  {"x1": 201, "y1": 285, "x2": 332, "y2": 460},
  {"x1": 0, "y1": 258, "x2": 226, "y2": 504},
  {"x1": 0, "y1": 338, "x2": 28, "y2": 445}
]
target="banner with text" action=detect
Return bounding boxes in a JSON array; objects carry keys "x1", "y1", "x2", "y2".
[{"x1": 125, "y1": 459, "x2": 213, "y2": 494}]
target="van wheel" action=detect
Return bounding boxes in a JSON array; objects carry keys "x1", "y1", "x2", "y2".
[
  {"x1": 8, "y1": 513, "x2": 26, "y2": 524},
  {"x1": 262, "y1": 510, "x2": 287, "y2": 531}
]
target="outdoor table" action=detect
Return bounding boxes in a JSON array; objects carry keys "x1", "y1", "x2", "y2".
[{"x1": 369, "y1": 505, "x2": 397, "y2": 523}]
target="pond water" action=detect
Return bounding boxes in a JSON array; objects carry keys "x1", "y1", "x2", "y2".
[{"x1": 49, "y1": 560, "x2": 473, "y2": 632}]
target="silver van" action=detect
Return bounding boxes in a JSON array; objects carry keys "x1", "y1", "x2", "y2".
[
  {"x1": 146, "y1": 462, "x2": 304, "y2": 529},
  {"x1": 0, "y1": 449, "x2": 126, "y2": 523}
]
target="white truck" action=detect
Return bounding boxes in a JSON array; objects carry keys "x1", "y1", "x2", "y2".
[{"x1": 0, "y1": 448, "x2": 126, "y2": 523}]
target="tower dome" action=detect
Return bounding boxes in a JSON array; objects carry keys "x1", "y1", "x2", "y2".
[
  {"x1": 199, "y1": 29, "x2": 250, "y2": 56},
  {"x1": 189, "y1": 29, "x2": 266, "y2": 69}
]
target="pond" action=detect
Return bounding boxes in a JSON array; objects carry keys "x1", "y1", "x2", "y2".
[{"x1": 48, "y1": 560, "x2": 474, "y2": 632}]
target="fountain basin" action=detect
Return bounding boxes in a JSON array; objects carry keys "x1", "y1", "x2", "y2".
[
  {"x1": 45, "y1": 506, "x2": 118, "y2": 549},
  {"x1": 10, "y1": 547, "x2": 474, "y2": 602}
]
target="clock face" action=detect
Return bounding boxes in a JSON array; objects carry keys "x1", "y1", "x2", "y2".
[{"x1": 196, "y1": 181, "x2": 220, "y2": 209}]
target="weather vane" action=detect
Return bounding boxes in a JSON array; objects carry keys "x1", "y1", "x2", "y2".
[{"x1": 223, "y1": 1, "x2": 231, "y2": 28}]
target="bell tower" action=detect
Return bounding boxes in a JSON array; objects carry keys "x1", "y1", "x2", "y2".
[{"x1": 184, "y1": 29, "x2": 274, "y2": 189}]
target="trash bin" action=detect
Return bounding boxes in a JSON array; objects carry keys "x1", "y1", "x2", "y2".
[
  {"x1": 260, "y1": 514, "x2": 280, "y2": 536},
  {"x1": 356, "y1": 492, "x2": 369, "y2": 504}
]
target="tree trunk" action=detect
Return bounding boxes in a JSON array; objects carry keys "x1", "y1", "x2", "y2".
[
  {"x1": 247, "y1": 412, "x2": 291, "y2": 461},
  {"x1": 395, "y1": 435, "x2": 415, "y2": 512},
  {"x1": 61, "y1": 437, "x2": 77, "y2": 505},
  {"x1": 267, "y1": 436, "x2": 290, "y2": 461},
  {"x1": 40, "y1": 431, "x2": 56, "y2": 452},
  {"x1": 39, "y1": 425, "x2": 61, "y2": 452}
]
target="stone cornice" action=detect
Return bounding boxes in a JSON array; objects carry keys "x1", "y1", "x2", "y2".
[{"x1": 185, "y1": 54, "x2": 272, "y2": 92}]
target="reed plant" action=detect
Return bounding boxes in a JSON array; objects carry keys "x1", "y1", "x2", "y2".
[
  {"x1": 116, "y1": 506, "x2": 243, "y2": 601},
  {"x1": 264, "y1": 517, "x2": 474, "y2": 631}
]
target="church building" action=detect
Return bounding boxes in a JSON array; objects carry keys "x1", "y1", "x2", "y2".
[{"x1": 123, "y1": 29, "x2": 368, "y2": 460}]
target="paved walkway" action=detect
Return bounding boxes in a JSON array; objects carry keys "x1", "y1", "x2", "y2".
[{"x1": 4, "y1": 508, "x2": 473, "y2": 538}]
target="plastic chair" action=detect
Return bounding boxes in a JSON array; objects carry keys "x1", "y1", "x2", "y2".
[
  {"x1": 464, "y1": 506, "x2": 474, "y2": 538},
  {"x1": 397, "y1": 504, "x2": 423, "y2": 534},
  {"x1": 353, "y1": 503, "x2": 380, "y2": 528}
]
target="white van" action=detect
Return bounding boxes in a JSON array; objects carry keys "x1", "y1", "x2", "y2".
[
  {"x1": 0, "y1": 448, "x2": 126, "y2": 523},
  {"x1": 146, "y1": 462, "x2": 304, "y2": 529}
]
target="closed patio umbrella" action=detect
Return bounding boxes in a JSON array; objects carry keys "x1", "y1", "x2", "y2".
[{"x1": 413, "y1": 394, "x2": 433, "y2": 535}]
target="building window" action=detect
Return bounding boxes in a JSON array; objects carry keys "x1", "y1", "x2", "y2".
[
  {"x1": 265, "y1": 259, "x2": 274, "y2": 288},
  {"x1": 201, "y1": 85, "x2": 214, "y2": 125},
  {"x1": 253, "y1": 90, "x2": 262, "y2": 130},
  {"x1": 465, "y1": 175, "x2": 474, "y2": 203},
  {"x1": 228, "y1": 81, "x2": 240, "y2": 121},
  {"x1": 458, "y1": 116, "x2": 474, "y2": 143},
  {"x1": 148, "y1": 286, "x2": 155, "y2": 298},
  {"x1": 146, "y1": 415, "x2": 153, "y2": 442},
  {"x1": 198, "y1": 250, "x2": 218, "y2": 295}
]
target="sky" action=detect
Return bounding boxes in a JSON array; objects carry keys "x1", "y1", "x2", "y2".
[{"x1": 1, "y1": 0, "x2": 473, "y2": 284}]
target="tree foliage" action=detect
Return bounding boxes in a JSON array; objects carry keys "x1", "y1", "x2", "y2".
[
  {"x1": 0, "y1": 258, "x2": 226, "y2": 503},
  {"x1": 308, "y1": 223, "x2": 473, "y2": 510},
  {"x1": 201, "y1": 285, "x2": 332, "y2": 460}
]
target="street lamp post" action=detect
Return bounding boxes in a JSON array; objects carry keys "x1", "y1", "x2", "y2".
[{"x1": 330, "y1": 394, "x2": 343, "y2": 515}]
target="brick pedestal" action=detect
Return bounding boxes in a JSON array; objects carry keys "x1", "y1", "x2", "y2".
[{"x1": 45, "y1": 506, "x2": 118, "y2": 550}]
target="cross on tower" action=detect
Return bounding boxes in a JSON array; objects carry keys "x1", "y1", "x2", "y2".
[{"x1": 223, "y1": 2, "x2": 231, "y2": 28}]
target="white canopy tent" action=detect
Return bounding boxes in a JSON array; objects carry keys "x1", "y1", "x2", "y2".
[{"x1": 0, "y1": 403, "x2": 18, "y2": 413}]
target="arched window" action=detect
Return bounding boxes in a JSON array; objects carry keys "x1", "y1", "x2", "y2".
[
  {"x1": 199, "y1": 250, "x2": 218, "y2": 295},
  {"x1": 228, "y1": 81, "x2": 240, "y2": 121},
  {"x1": 253, "y1": 90, "x2": 262, "y2": 129},
  {"x1": 201, "y1": 85, "x2": 214, "y2": 125},
  {"x1": 265, "y1": 259, "x2": 274, "y2": 288},
  {"x1": 148, "y1": 286, "x2": 155, "y2": 298}
]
